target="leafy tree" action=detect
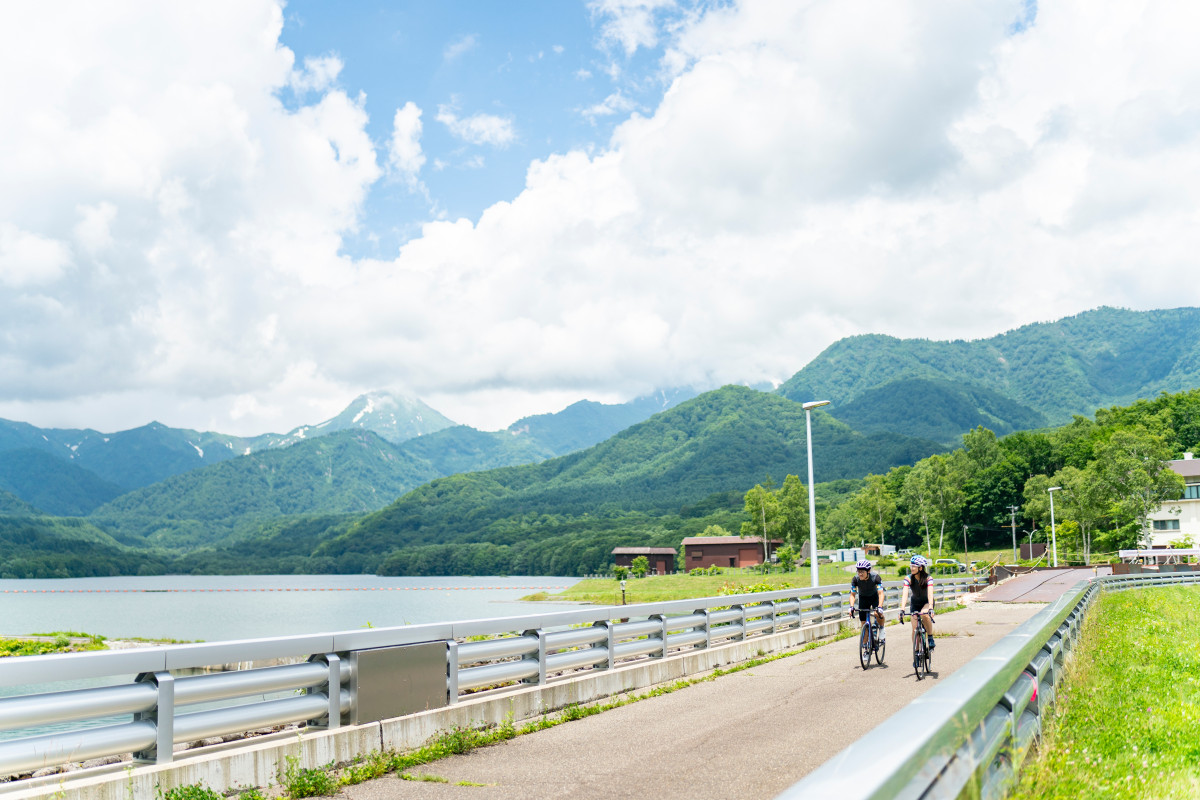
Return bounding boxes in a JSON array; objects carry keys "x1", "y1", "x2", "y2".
[
  {"x1": 849, "y1": 474, "x2": 896, "y2": 547},
  {"x1": 775, "y1": 475, "x2": 811, "y2": 549},
  {"x1": 775, "y1": 543, "x2": 797, "y2": 571},
  {"x1": 1091, "y1": 428, "x2": 1184, "y2": 550},
  {"x1": 701, "y1": 524, "x2": 732, "y2": 536},
  {"x1": 820, "y1": 503, "x2": 863, "y2": 549},
  {"x1": 630, "y1": 555, "x2": 649, "y2": 578},
  {"x1": 741, "y1": 483, "x2": 781, "y2": 573}
]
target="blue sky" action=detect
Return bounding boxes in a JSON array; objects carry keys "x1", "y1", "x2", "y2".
[
  {"x1": 2, "y1": 0, "x2": 1199, "y2": 436},
  {"x1": 279, "y1": 1, "x2": 683, "y2": 259}
]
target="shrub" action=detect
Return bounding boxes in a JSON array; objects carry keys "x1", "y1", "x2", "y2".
[
  {"x1": 279, "y1": 755, "x2": 338, "y2": 798},
  {"x1": 160, "y1": 784, "x2": 221, "y2": 800},
  {"x1": 612, "y1": 564, "x2": 629, "y2": 581}
]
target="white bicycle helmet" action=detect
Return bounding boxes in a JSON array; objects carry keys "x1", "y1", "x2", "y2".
[
  {"x1": 855, "y1": 559, "x2": 872, "y2": 570},
  {"x1": 910, "y1": 554, "x2": 930, "y2": 567}
]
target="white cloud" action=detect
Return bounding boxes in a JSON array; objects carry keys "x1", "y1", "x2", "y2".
[
  {"x1": 0, "y1": 223, "x2": 72, "y2": 287},
  {"x1": 436, "y1": 104, "x2": 516, "y2": 147},
  {"x1": 388, "y1": 101, "x2": 426, "y2": 187},
  {"x1": 4, "y1": 0, "x2": 1200, "y2": 436},
  {"x1": 589, "y1": 0, "x2": 678, "y2": 57},
  {"x1": 289, "y1": 54, "x2": 343, "y2": 93},
  {"x1": 580, "y1": 91, "x2": 638, "y2": 121},
  {"x1": 444, "y1": 34, "x2": 478, "y2": 62}
]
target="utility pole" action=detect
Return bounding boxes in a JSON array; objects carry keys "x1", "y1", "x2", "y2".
[
  {"x1": 1008, "y1": 506, "x2": 1019, "y2": 563},
  {"x1": 963, "y1": 524, "x2": 970, "y2": 568}
]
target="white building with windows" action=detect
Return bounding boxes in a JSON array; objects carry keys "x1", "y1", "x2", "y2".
[{"x1": 1146, "y1": 454, "x2": 1200, "y2": 546}]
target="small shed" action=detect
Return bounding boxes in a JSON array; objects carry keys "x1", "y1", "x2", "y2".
[
  {"x1": 1019, "y1": 542, "x2": 1047, "y2": 560},
  {"x1": 612, "y1": 547, "x2": 677, "y2": 575},
  {"x1": 681, "y1": 536, "x2": 782, "y2": 569},
  {"x1": 863, "y1": 543, "x2": 897, "y2": 556}
]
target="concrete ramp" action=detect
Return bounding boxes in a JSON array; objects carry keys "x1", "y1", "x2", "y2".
[{"x1": 978, "y1": 566, "x2": 1111, "y2": 603}]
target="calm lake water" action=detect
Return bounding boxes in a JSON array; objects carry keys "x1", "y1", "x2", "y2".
[{"x1": 0, "y1": 574, "x2": 584, "y2": 642}]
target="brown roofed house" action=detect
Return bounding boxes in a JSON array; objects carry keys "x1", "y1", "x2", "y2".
[{"x1": 680, "y1": 536, "x2": 782, "y2": 569}]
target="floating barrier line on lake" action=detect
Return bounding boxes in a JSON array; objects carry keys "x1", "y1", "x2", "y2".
[{"x1": 0, "y1": 586, "x2": 569, "y2": 594}]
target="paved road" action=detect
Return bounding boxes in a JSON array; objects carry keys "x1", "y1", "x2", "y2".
[
  {"x1": 979, "y1": 566, "x2": 1111, "y2": 603},
  {"x1": 343, "y1": 600, "x2": 1044, "y2": 800}
]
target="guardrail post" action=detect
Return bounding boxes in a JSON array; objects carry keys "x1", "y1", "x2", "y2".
[
  {"x1": 650, "y1": 614, "x2": 668, "y2": 658},
  {"x1": 701, "y1": 609, "x2": 712, "y2": 650},
  {"x1": 522, "y1": 629, "x2": 547, "y2": 685},
  {"x1": 592, "y1": 620, "x2": 616, "y2": 668},
  {"x1": 305, "y1": 653, "x2": 343, "y2": 729},
  {"x1": 734, "y1": 605, "x2": 746, "y2": 641},
  {"x1": 768, "y1": 601, "x2": 779, "y2": 634},
  {"x1": 134, "y1": 671, "x2": 174, "y2": 764},
  {"x1": 447, "y1": 640, "x2": 459, "y2": 704}
]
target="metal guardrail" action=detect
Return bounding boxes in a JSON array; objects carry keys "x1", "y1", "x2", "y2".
[
  {"x1": 0, "y1": 575, "x2": 984, "y2": 778},
  {"x1": 776, "y1": 571, "x2": 1200, "y2": 800}
]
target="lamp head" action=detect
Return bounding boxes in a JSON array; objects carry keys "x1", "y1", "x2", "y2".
[{"x1": 802, "y1": 400, "x2": 831, "y2": 411}]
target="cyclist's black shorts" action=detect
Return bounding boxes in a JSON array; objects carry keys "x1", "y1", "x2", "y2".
[{"x1": 856, "y1": 606, "x2": 880, "y2": 622}]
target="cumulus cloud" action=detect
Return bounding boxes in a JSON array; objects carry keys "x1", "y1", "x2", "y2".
[
  {"x1": 589, "y1": 0, "x2": 678, "y2": 57},
  {"x1": 388, "y1": 101, "x2": 426, "y2": 188},
  {"x1": 289, "y1": 54, "x2": 343, "y2": 93},
  {"x1": 2, "y1": 0, "x2": 1200, "y2": 435},
  {"x1": 436, "y1": 104, "x2": 516, "y2": 147}
]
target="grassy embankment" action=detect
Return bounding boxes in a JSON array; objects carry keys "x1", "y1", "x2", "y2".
[
  {"x1": 0, "y1": 631, "x2": 107, "y2": 657},
  {"x1": 526, "y1": 561, "x2": 900, "y2": 604},
  {"x1": 1009, "y1": 586, "x2": 1200, "y2": 800}
]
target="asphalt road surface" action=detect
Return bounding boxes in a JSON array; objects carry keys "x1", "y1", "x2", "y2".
[{"x1": 342, "y1": 600, "x2": 1044, "y2": 800}]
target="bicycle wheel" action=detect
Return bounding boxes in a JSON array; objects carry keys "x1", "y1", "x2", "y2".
[
  {"x1": 859, "y1": 622, "x2": 872, "y2": 670},
  {"x1": 874, "y1": 622, "x2": 886, "y2": 665},
  {"x1": 912, "y1": 627, "x2": 923, "y2": 679},
  {"x1": 923, "y1": 631, "x2": 932, "y2": 673}
]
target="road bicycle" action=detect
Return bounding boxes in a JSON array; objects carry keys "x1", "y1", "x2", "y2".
[
  {"x1": 900, "y1": 610, "x2": 935, "y2": 679},
  {"x1": 850, "y1": 607, "x2": 886, "y2": 669}
]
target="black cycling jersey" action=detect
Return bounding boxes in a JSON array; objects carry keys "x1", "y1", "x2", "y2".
[
  {"x1": 851, "y1": 571, "x2": 882, "y2": 607},
  {"x1": 905, "y1": 572, "x2": 930, "y2": 611}
]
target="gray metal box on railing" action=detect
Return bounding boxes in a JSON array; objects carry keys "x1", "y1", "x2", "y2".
[{"x1": 351, "y1": 643, "x2": 448, "y2": 724}]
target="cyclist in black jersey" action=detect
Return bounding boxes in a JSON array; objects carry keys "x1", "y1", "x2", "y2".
[
  {"x1": 849, "y1": 559, "x2": 885, "y2": 640},
  {"x1": 900, "y1": 555, "x2": 935, "y2": 649}
]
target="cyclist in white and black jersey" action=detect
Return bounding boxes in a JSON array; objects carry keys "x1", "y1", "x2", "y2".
[
  {"x1": 900, "y1": 555, "x2": 935, "y2": 649},
  {"x1": 849, "y1": 559, "x2": 885, "y2": 640}
]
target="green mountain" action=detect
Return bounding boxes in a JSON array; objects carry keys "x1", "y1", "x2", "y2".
[
  {"x1": 778, "y1": 306, "x2": 1200, "y2": 441},
  {"x1": 0, "y1": 516, "x2": 167, "y2": 579},
  {"x1": 87, "y1": 429, "x2": 442, "y2": 552},
  {"x1": 504, "y1": 388, "x2": 698, "y2": 455},
  {"x1": 0, "y1": 488, "x2": 39, "y2": 516},
  {"x1": 828, "y1": 378, "x2": 1048, "y2": 444},
  {"x1": 0, "y1": 448, "x2": 124, "y2": 515},
  {"x1": 315, "y1": 386, "x2": 944, "y2": 568}
]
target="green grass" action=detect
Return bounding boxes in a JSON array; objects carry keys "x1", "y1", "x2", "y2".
[
  {"x1": 1009, "y1": 586, "x2": 1200, "y2": 800},
  {"x1": 529, "y1": 563, "x2": 871, "y2": 604},
  {"x1": 0, "y1": 632, "x2": 107, "y2": 657}
]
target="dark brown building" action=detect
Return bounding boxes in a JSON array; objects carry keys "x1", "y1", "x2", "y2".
[
  {"x1": 612, "y1": 547, "x2": 677, "y2": 575},
  {"x1": 681, "y1": 536, "x2": 783, "y2": 569}
]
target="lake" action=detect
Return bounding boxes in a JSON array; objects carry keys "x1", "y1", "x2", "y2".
[{"x1": 0, "y1": 574, "x2": 585, "y2": 643}]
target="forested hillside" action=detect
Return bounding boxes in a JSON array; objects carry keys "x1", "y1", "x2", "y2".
[
  {"x1": 779, "y1": 306, "x2": 1200, "y2": 442},
  {"x1": 312, "y1": 386, "x2": 944, "y2": 574},
  {"x1": 0, "y1": 448, "x2": 123, "y2": 515},
  {"x1": 817, "y1": 389, "x2": 1200, "y2": 562},
  {"x1": 87, "y1": 430, "x2": 441, "y2": 551}
]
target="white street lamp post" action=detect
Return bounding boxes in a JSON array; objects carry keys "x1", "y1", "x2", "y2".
[
  {"x1": 803, "y1": 400, "x2": 831, "y2": 588},
  {"x1": 1047, "y1": 486, "x2": 1062, "y2": 568}
]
